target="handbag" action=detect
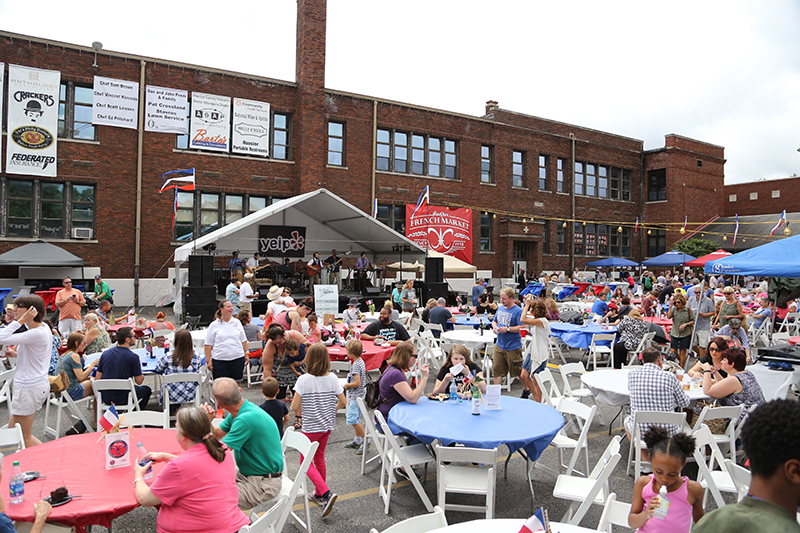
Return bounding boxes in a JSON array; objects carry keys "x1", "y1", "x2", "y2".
[
  {"x1": 686, "y1": 399, "x2": 729, "y2": 435},
  {"x1": 364, "y1": 372, "x2": 384, "y2": 409},
  {"x1": 49, "y1": 370, "x2": 69, "y2": 395}
]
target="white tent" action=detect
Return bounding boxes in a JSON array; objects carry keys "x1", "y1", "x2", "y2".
[
  {"x1": 427, "y1": 250, "x2": 477, "y2": 274},
  {"x1": 174, "y1": 188, "x2": 426, "y2": 265}
]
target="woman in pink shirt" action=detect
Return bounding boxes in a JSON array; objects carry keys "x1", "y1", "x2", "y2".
[{"x1": 133, "y1": 406, "x2": 248, "y2": 533}]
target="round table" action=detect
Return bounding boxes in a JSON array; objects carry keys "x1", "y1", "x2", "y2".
[
  {"x1": 788, "y1": 336, "x2": 800, "y2": 346},
  {"x1": 580, "y1": 367, "x2": 709, "y2": 406},
  {"x1": 549, "y1": 323, "x2": 617, "y2": 349},
  {"x1": 428, "y1": 518, "x2": 595, "y2": 533},
  {"x1": 440, "y1": 330, "x2": 497, "y2": 359},
  {"x1": 454, "y1": 316, "x2": 492, "y2": 329},
  {"x1": 324, "y1": 339, "x2": 394, "y2": 371},
  {"x1": 2, "y1": 428, "x2": 181, "y2": 532}
]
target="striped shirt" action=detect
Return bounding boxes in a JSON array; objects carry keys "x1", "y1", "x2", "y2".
[{"x1": 293, "y1": 373, "x2": 343, "y2": 433}]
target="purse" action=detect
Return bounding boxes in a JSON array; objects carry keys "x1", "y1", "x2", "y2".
[
  {"x1": 49, "y1": 370, "x2": 69, "y2": 395},
  {"x1": 364, "y1": 372, "x2": 384, "y2": 409}
]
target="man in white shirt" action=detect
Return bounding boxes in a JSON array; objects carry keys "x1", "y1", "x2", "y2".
[
  {"x1": 239, "y1": 274, "x2": 258, "y2": 313},
  {"x1": 245, "y1": 252, "x2": 261, "y2": 274}
]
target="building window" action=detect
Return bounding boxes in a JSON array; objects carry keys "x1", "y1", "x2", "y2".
[
  {"x1": 610, "y1": 227, "x2": 631, "y2": 257},
  {"x1": 749, "y1": 192, "x2": 758, "y2": 200},
  {"x1": 376, "y1": 130, "x2": 390, "y2": 171},
  {"x1": 272, "y1": 112, "x2": 292, "y2": 160},
  {"x1": 445, "y1": 140, "x2": 457, "y2": 179},
  {"x1": 40, "y1": 183, "x2": 64, "y2": 238},
  {"x1": 538, "y1": 154, "x2": 548, "y2": 190},
  {"x1": 174, "y1": 191, "x2": 195, "y2": 241},
  {"x1": 3, "y1": 179, "x2": 95, "y2": 239},
  {"x1": 513, "y1": 151, "x2": 525, "y2": 188},
  {"x1": 480, "y1": 213, "x2": 492, "y2": 250},
  {"x1": 585, "y1": 164, "x2": 596, "y2": 197},
  {"x1": 225, "y1": 195, "x2": 243, "y2": 224},
  {"x1": 598, "y1": 224, "x2": 608, "y2": 256},
  {"x1": 574, "y1": 162, "x2": 584, "y2": 195},
  {"x1": 598, "y1": 166, "x2": 608, "y2": 198},
  {"x1": 327, "y1": 122, "x2": 345, "y2": 166},
  {"x1": 200, "y1": 194, "x2": 220, "y2": 237},
  {"x1": 772, "y1": 190, "x2": 780, "y2": 198},
  {"x1": 411, "y1": 134, "x2": 425, "y2": 175},
  {"x1": 376, "y1": 129, "x2": 457, "y2": 179},
  {"x1": 393, "y1": 132, "x2": 408, "y2": 173},
  {"x1": 729, "y1": 194, "x2": 737, "y2": 202},
  {"x1": 481, "y1": 145, "x2": 493, "y2": 183},
  {"x1": 249, "y1": 196, "x2": 267, "y2": 213},
  {"x1": 376, "y1": 204, "x2": 405, "y2": 235},
  {"x1": 72, "y1": 185, "x2": 95, "y2": 232},
  {"x1": 557, "y1": 222, "x2": 566, "y2": 254},
  {"x1": 7, "y1": 180, "x2": 33, "y2": 237},
  {"x1": 175, "y1": 192, "x2": 272, "y2": 241},
  {"x1": 647, "y1": 229, "x2": 667, "y2": 257},
  {"x1": 556, "y1": 158, "x2": 566, "y2": 193},
  {"x1": 648, "y1": 169, "x2": 667, "y2": 202},
  {"x1": 542, "y1": 221, "x2": 550, "y2": 254},
  {"x1": 574, "y1": 224, "x2": 630, "y2": 256},
  {"x1": 574, "y1": 223, "x2": 584, "y2": 255},
  {"x1": 58, "y1": 82, "x2": 96, "y2": 140},
  {"x1": 621, "y1": 170, "x2": 631, "y2": 201}
]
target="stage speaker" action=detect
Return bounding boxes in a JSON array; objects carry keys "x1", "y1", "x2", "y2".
[
  {"x1": 426, "y1": 281, "x2": 448, "y2": 301},
  {"x1": 362, "y1": 286, "x2": 382, "y2": 298},
  {"x1": 183, "y1": 286, "x2": 217, "y2": 306},
  {"x1": 188, "y1": 255, "x2": 214, "y2": 286},
  {"x1": 425, "y1": 257, "x2": 444, "y2": 284}
]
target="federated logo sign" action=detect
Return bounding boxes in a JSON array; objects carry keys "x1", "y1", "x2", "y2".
[
  {"x1": 11, "y1": 125, "x2": 54, "y2": 150},
  {"x1": 194, "y1": 107, "x2": 225, "y2": 124},
  {"x1": 234, "y1": 123, "x2": 268, "y2": 138}
]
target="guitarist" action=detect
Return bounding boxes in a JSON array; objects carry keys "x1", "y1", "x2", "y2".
[
  {"x1": 307, "y1": 252, "x2": 323, "y2": 292},
  {"x1": 245, "y1": 252, "x2": 262, "y2": 274},
  {"x1": 324, "y1": 249, "x2": 343, "y2": 289}
]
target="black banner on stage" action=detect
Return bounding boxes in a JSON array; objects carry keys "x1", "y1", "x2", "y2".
[{"x1": 258, "y1": 225, "x2": 307, "y2": 258}]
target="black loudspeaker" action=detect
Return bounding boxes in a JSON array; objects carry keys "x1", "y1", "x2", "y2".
[
  {"x1": 183, "y1": 286, "x2": 217, "y2": 306},
  {"x1": 426, "y1": 282, "x2": 448, "y2": 301},
  {"x1": 425, "y1": 257, "x2": 444, "y2": 284},
  {"x1": 188, "y1": 255, "x2": 214, "y2": 286},
  {"x1": 362, "y1": 286, "x2": 382, "y2": 297}
]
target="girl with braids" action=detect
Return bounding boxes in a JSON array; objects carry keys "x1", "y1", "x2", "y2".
[
  {"x1": 133, "y1": 406, "x2": 248, "y2": 533},
  {"x1": 629, "y1": 427, "x2": 705, "y2": 531}
]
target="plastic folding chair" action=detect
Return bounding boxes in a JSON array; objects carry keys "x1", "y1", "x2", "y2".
[
  {"x1": 0, "y1": 423, "x2": 25, "y2": 453},
  {"x1": 271, "y1": 428, "x2": 319, "y2": 533},
  {"x1": 691, "y1": 404, "x2": 743, "y2": 461},
  {"x1": 588, "y1": 333, "x2": 615, "y2": 371},
  {"x1": 724, "y1": 459, "x2": 751, "y2": 502},
  {"x1": 534, "y1": 398, "x2": 596, "y2": 478},
  {"x1": 627, "y1": 332, "x2": 655, "y2": 365},
  {"x1": 558, "y1": 362, "x2": 605, "y2": 425},
  {"x1": 436, "y1": 445, "x2": 497, "y2": 519},
  {"x1": 161, "y1": 372, "x2": 203, "y2": 424},
  {"x1": 119, "y1": 409, "x2": 169, "y2": 429},
  {"x1": 596, "y1": 492, "x2": 633, "y2": 533},
  {"x1": 693, "y1": 425, "x2": 740, "y2": 508},
  {"x1": 368, "y1": 506, "x2": 447, "y2": 533},
  {"x1": 239, "y1": 495, "x2": 289, "y2": 533},
  {"x1": 0, "y1": 367, "x2": 14, "y2": 406},
  {"x1": 356, "y1": 397, "x2": 387, "y2": 475},
  {"x1": 90, "y1": 377, "x2": 140, "y2": 429},
  {"x1": 533, "y1": 367, "x2": 563, "y2": 407},
  {"x1": 246, "y1": 340, "x2": 264, "y2": 387},
  {"x1": 626, "y1": 410, "x2": 688, "y2": 478}
]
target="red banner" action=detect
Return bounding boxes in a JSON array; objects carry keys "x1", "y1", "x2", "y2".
[{"x1": 405, "y1": 204, "x2": 473, "y2": 264}]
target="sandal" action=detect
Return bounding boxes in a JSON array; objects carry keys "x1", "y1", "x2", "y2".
[{"x1": 293, "y1": 415, "x2": 302, "y2": 430}]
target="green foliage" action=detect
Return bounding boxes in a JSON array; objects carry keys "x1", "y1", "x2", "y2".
[{"x1": 672, "y1": 238, "x2": 719, "y2": 258}]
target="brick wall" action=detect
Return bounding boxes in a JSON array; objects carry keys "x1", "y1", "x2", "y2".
[{"x1": 723, "y1": 176, "x2": 800, "y2": 216}]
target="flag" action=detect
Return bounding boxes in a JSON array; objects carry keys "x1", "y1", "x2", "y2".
[
  {"x1": 519, "y1": 508, "x2": 550, "y2": 533},
  {"x1": 159, "y1": 168, "x2": 195, "y2": 192},
  {"x1": 371, "y1": 198, "x2": 378, "y2": 218},
  {"x1": 99, "y1": 404, "x2": 120, "y2": 432},
  {"x1": 411, "y1": 185, "x2": 430, "y2": 218},
  {"x1": 634, "y1": 217, "x2": 639, "y2": 234},
  {"x1": 732, "y1": 214, "x2": 739, "y2": 245},
  {"x1": 365, "y1": 300, "x2": 373, "y2": 305},
  {"x1": 681, "y1": 216, "x2": 687, "y2": 233},
  {"x1": 769, "y1": 210, "x2": 787, "y2": 237}
]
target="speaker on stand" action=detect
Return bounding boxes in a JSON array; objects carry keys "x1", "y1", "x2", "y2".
[
  {"x1": 182, "y1": 285, "x2": 217, "y2": 326},
  {"x1": 188, "y1": 255, "x2": 214, "y2": 286}
]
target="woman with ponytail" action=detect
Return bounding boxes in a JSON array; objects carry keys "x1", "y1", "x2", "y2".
[{"x1": 133, "y1": 406, "x2": 248, "y2": 533}]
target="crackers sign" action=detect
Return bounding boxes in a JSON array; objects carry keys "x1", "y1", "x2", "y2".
[{"x1": 406, "y1": 205, "x2": 473, "y2": 264}]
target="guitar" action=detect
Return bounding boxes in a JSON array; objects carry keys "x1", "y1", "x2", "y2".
[
  {"x1": 325, "y1": 251, "x2": 351, "y2": 272},
  {"x1": 307, "y1": 260, "x2": 322, "y2": 277}
]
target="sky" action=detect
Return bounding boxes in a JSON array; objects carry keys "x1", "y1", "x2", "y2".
[{"x1": 2, "y1": 0, "x2": 798, "y2": 184}]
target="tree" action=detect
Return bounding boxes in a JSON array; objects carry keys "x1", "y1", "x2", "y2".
[{"x1": 672, "y1": 238, "x2": 719, "y2": 258}]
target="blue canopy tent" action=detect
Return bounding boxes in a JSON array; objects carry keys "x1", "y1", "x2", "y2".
[
  {"x1": 642, "y1": 250, "x2": 696, "y2": 267},
  {"x1": 586, "y1": 257, "x2": 639, "y2": 267},
  {"x1": 704, "y1": 234, "x2": 800, "y2": 277}
]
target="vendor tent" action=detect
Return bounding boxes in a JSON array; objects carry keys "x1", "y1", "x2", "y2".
[
  {"x1": 174, "y1": 189, "x2": 426, "y2": 265},
  {"x1": 642, "y1": 250, "x2": 696, "y2": 267},
  {"x1": 685, "y1": 249, "x2": 731, "y2": 267},
  {"x1": 427, "y1": 251, "x2": 477, "y2": 274},
  {"x1": 586, "y1": 257, "x2": 639, "y2": 267},
  {"x1": 704, "y1": 234, "x2": 800, "y2": 277},
  {"x1": 0, "y1": 240, "x2": 84, "y2": 267}
]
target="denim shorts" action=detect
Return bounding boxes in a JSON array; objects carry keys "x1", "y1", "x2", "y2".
[
  {"x1": 346, "y1": 399, "x2": 362, "y2": 425},
  {"x1": 522, "y1": 353, "x2": 548, "y2": 375}
]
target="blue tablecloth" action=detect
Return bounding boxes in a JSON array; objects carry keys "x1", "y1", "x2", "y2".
[
  {"x1": 520, "y1": 283, "x2": 545, "y2": 297},
  {"x1": 557, "y1": 286, "x2": 582, "y2": 300},
  {"x1": 454, "y1": 316, "x2": 492, "y2": 329},
  {"x1": 549, "y1": 323, "x2": 617, "y2": 349},
  {"x1": 387, "y1": 396, "x2": 564, "y2": 461}
]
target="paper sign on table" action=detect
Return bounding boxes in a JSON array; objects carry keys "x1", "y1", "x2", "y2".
[
  {"x1": 485, "y1": 384, "x2": 502, "y2": 410},
  {"x1": 449, "y1": 363, "x2": 464, "y2": 376},
  {"x1": 105, "y1": 431, "x2": 131, "y2": 469}
]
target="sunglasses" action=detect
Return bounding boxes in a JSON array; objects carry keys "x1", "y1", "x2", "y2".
[
  {"x1": 709, "y1": 346, "x2": 721, "y2": 352},
  {"x1": 63, "y1": 281, "x2": 72, "y2": 284}
]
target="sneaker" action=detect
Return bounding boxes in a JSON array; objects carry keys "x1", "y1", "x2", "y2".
[
  {"x1": 344, "y1": 440, "x2": 360, "y2": 449},
  {"x1": 520, "y1": 390, "x2": 531, "y2": 399},
  {"x1": 356, "y1": 441, "x2": 370, "y2": 455},
  {"x1": 307, "y1": 491, "x2": 323, "y2": 503},
  {"x1": 320, "y1": 492, "x2": 337, "y2": 517}
]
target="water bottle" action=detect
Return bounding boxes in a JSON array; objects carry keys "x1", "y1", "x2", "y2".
[
  {"x1": 653, "y1": 484, "x2": 670, "y2": 520},
  {"x1": 449, "y1": 380, "x2": 458, "y2": 402},
  {"x1": 9, "y1": 461, "x2": 24, "y2": 504},
  {"x1": 471, "y1": 387, "x2": 481, "y2": 416},
  {"x1": 137, "y1": 443, "x2": 153, "y2": 480},
  {"x1": 355, "y1": 319, "x2": 361, "y2": 340}
]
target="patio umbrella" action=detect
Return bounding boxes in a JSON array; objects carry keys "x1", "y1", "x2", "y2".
[
  {"x1": 685, "y1": 249, "x2": 731, "y2": 267},
  {"x1": 641, "y1": 250, "x2": 696, "y2": 267},
  {"x1": 585, "y1": 257, "x2": 639, "y2": 267}
]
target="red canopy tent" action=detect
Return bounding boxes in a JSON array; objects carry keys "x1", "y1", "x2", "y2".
[{"x1": 685, "y1": 249, "x2": 732, "y2": 267}]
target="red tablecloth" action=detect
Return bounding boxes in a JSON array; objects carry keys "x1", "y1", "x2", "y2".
[
  {"x1": 789, "y1": 337, "x2": 800, "y2": 346},
  {"x1": 325, "y1": 340, "x2": 394, "y2": 371},
  {"x1": 643, "y1": 317, "x2": 673, "y2": 328},
  {"x1": 34, "y1": 291, "x2": 59, "y2": 311},
  {"x1": 3, "y1": 428, "x2": 180, "y2": 532}
]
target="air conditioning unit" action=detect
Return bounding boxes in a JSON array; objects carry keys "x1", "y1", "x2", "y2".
[{"x1": 72, "y1": 227, "x2": 93, "y2": 239}]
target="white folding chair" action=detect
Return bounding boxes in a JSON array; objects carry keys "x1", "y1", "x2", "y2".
[
  {"x1": 628, "y1": 332, "x2": 655, "y2": 365},
  {"x1": 239, "y1": 495, "x2": 289, "y2": 533},
  {"x1": 748, "y1": 316, "x2": 772, "y2": 347},
  {"x1": 374, "y1": 411, "x2": 435, "y2": 514},
  {"x1": 588, "y1": 333, "x2": 615, "y2": 370},
  {"x1": 271, "y1": 428, "x2": 319, "y2": 533},
  {"x1": 597, "y1": 492, "x2": 633, "y2": 533},
  {"x1": 0, "y1": 423, "x2": 25, "y2": 453},
  {"x1": 691, "y1": 404, "x2": 743, "y2": 461},
  {"x1": 90, "y1": 377, "x2": 140, "y2": 430},
  {"x1": 356, "y1": 397, "x2": 387, "y2": 475},
  {"x1": 552, "y1": 436, "x2": 622, "y2": 525},
  {"x1": 693, "y1": 425, "x2": 739, "y2": 508},
  {"x1": 558, "y1": 362, "x2": 605, "y2": 425},
  {"x1": 0, "y1": 367, "x2": 14, "y2": 405},
  {"x1": 626, "y1": 410, "x2": 688, "y2": 478},
  {"x1": 368, "y1": 506, "x2": 447, "y2": 533},
  {"x1": 43, "y1": 388, "x2": 92, "y2": 439},
  {"x1": 119, "y1": 410, "x2": 169, "y2": 429},
  {"x1": 535, "y1": 398, "x2": 596, "y2": 478},
  {"x1": 199, "y1": 365, "x2": 214, "y2": 406},
  {"x1": 533, "y1": 367, "x2": 563, "y2": 407},
  {"x1": 161, "y1": 372, "x2": 203, "y2": 424},
  {"x1": 548, "y1": 336, "x2": 570, "y2": 365},
  {"x1": 246, "y1": 340, "x2": 264, "y2": 388},
  {"x1": 724, "y1": 459, "x2": 751, "y2": 502},
  {"x1": 775, "y1": 312, "x2": 800, "y2": 336},
  {"x1": 416, "y1": 332, "x2": 444, "y2": 371},
  {"x1": 425, "y1": 323, "x2": 444, "y2": 338},
  {"x1": 435, "y1": 445, "x2": 497, "y2": 519}
]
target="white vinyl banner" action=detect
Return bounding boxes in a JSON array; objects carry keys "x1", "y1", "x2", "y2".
[
  {"x1": 232, "y1": 98, "x2": 270, "y2": 157},
  {"x1": 0, "y1": 63, "x2": 4, "y2": 173},
  {"x1": 145, "y1": 85, "x2": 188, "y2": 134},
  {"x1": 92, "y1": 76, "x2": 139, "y2": 129},
  {"x1": 190, "y1": 92, "x2": 230, "y2": 152},
  {"x1": 5, "y1": 64, "x2": 60, "y2": 177}
]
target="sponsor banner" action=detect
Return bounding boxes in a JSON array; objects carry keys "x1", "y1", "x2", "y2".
[
  {"x1": 259, "y1": 225, "x2": 306, "y2": 258},
  {"x1": 232, "y1": 98, "x2": 270, "y2": 157},
  {"x1": 145, "y1": 85, "x2": 188, "y2": 134},
  {"x1": 313, "y1": 285, "x2": 339, "y2": 321},
  {"x1": 190, "y1": 92, "x2": 230, "y2": 152},
  {"x1": 0, "y1": 63, "x2": 4, "y2": 172},
  {"x1": 92, "y1": 76, "x2": 139, "y2": 129},
  {"x1": 406, "y1": 204, "x2": 473, "y2": 264},
  {"x1": 6, "y1": 64, "x2": 60, "y2": 177}
]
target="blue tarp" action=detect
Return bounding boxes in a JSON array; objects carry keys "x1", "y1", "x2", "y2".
[
  {"x1": 704, "y1": 234, "x2": 800, "y2": 277},
  {"x1": 520, "y1": 283, "x2": 545, "y2": 297},
  {"x1": 642, "y1": 250, "x2": 696, "y2": 267},
  {"x1": 586, "y1": 257, "x2": 639, "y2": 267}
]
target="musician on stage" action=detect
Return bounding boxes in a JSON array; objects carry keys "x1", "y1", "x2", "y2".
[
  {"x1": 355, "y1": 252, "x2": 370, "y2": 292},
  {"x1": 279, "y1": 258, "x2": 293, "y2": 285},
  {"x1": 307, "y1": 252, "x2": 323, "y2": 293},
  {"x1": 229, "y1": 250, "x2": 245, "y2": 283},
  {"x1": 324, "y1": 249, "x2": 342, "y2": 289},
  {"x1": 245, "y1": 252, "x2": 262, "y2": 274}
]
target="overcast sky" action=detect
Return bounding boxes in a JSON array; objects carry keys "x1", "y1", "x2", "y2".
[{"x1": 3, "y1": 0, "x2": 798, "y2": 184}]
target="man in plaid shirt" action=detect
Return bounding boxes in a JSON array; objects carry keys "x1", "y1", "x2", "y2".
[{"x1": 624, "y1": 347, "x2": 690, "y2": 438}]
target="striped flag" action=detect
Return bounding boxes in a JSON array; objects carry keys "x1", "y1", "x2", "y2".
[
  {"x1": 634, "y1": 217, "x2": 639, "y2": 234},
  {"x1": 681, "y1": 216, "x2": 687, "y2": 233},
  {"x1": 99, "y1": 404, "x2": 120, "y2": 432},
  {"x1": 159, "y1": 168, "x2": 195, "y2": 192},
  {"x1": 371, "y1": 198, "x2": 378, "y2": 218},
  {"x1": 769, "y1": 210, "x2": 787, "y2": 237},
  {"x1": 732, "y1": 214, "x2": 739, "y2": 245},
  {"x1": 411, "y1": 185, "x2": 430, "y2": 218}
]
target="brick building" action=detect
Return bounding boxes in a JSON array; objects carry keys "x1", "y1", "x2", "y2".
[{"x1": 0, "y1": 0, "x2": 728, "y2": 301}]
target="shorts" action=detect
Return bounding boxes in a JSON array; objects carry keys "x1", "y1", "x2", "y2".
[
  {"x1": 58, "y1": 318, "x2": 82, "y2": 337},
  {"x1": 67, "y1": 385, "x2": 86, "y2": 401},
  {"x1": 671, "y1": 335, "x2": 692, "y2": 350},
  {"x1": 235, "y1": 470, "x2": 282, "y2": 510},
  {"x1": 522, "y1": 353, "x2": 548, "y2": 375},
  {"x1": 346, "y1": 399, "x2": 363, "y2": 425},
  {"x1": 11, "y1": 381, "x2": 49, "y2": 417},
  {"x1": 693, "y1": 329, "x2": 710, "y2": 348},
  {"x1": 493, "y1": 347, "x2": 523, "y2": 378}
]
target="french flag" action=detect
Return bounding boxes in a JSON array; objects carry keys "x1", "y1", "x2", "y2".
[
  {"x1": 159, "y1": 168, "x2": 196, "y2": 192},
  {"x1": 99, "y1": 404, "x2": 120, "y2": 432},
  {"x1": 769, "y1": 210, "x2": 787, "y2": 237},
  {"x1": 411, "y1": 186, "x2": 430, "y2": 218}
]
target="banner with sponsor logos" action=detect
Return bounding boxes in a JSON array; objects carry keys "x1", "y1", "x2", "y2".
[
  {"x1": 259, "y1": 225, "x2": 306, "y2": 258},
  {"x1": 145, "y1": 85, "x2": 188, "y2": 134},
  {"x1": 189, "y1": 92, "x2": 230, "y2": 152},
  {"x1": 92, "y1": 76, "x2": 139, "y2": 129},
  {"x1": 406, "y1": 204, "x2": 473, "y2": 264},
  {"x1": 0, "y1": 63, "x2": 4, "y2": 172},
  {"x1": 232, "y1": 98, "x2": 270, "y2": 157},
  {"x1": 5, "y1": 64, "x2": 60, "y2": 177}
]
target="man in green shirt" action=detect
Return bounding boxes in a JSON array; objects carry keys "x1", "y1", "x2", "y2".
[
  {"x1": 94, "y1": 275, "x2": 113, "y2": 305},
  {"x1": 207, "y1": 377, "x2": 284, "y2": 510},
  {"x1": 694, "y1": 399, "x2": 800, "y2": 533}
]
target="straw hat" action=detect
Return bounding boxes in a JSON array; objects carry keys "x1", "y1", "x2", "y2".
[{"x1": 267, "y1": 286, "x2": 282, "y2": 301}]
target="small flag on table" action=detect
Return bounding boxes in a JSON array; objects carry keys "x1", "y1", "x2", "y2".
[
  {"x1": 99, "y1": 404, "x2": 120, "y2": 432},
  {"x1": 519, "y1": 508, "x2": 550, "y2": 533}
]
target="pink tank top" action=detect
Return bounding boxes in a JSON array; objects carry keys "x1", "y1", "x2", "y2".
[{"x1": 639, "y1": 475, "x2": 692, "y2": 532}]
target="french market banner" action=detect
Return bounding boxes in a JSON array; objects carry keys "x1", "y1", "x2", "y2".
[
  {"x1": 5, "y1": 64, "x2": 60, "y2": 177},
  {"x1": 189, "y1": 92, "x2": 230, "y2": 152},
  {"x1": 92, "y1": 76, "x2": 139, "y2": 129},
  {"x1": 406, "y1": 205, "x2": 473, "y2": 263},
  {"x1": 232, "y1": 98, "x2": 270, "y2": 157}
]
